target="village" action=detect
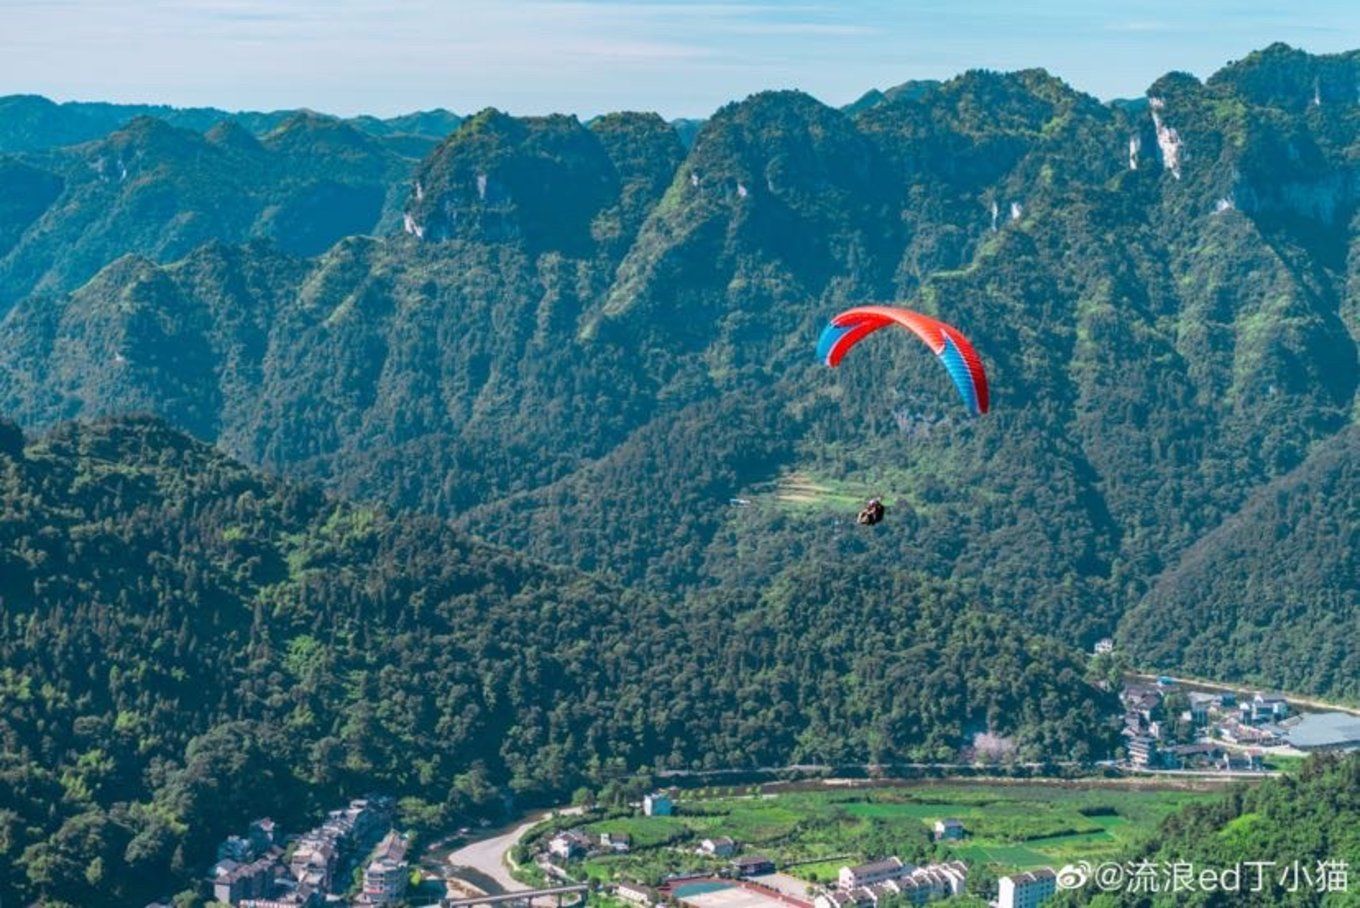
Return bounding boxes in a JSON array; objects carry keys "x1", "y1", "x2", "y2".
[
  {"x1": 1111, "y1": 664, "x2": 1360, "y2": 772},
  {"x1": 536, "y1": 791, "x2": 1055, "y2": 908},
  {"x1": 147, "y1": 795, "x2": 416, "y2": 908},
  {"x1": 151, "y1": 664, "x2": 1360, "y2": 908}
]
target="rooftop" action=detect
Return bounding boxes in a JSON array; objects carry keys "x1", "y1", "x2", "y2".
[
  {"x1": 847, "y1": 857, "x2": 904, "y2": 876},
  {"x1": 1286, "y1": 712, "x2": 1360, "y2": 748}
]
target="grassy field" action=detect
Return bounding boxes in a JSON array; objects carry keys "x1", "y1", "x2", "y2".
[
  {"x1": 576, "y1": 781, "x2": 1224, "y2": 884},
  {"x1": 1261, "y1": 753, "x2": 1306, "y2": 773}
]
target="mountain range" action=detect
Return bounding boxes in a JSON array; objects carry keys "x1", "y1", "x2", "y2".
[
  {"x1": 0, "y1": 40, "x2": 1358, "y2": 905},
  {"x1": 2, "y1": 43, "x2": 1354, "y2": 691}
]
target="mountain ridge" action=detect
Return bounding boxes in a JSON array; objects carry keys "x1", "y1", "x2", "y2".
[{"x1": 0, "y1": 43, "x2": 1356, "y2": 687}]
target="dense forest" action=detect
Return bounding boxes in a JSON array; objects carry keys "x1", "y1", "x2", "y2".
[
  {"x1": 0, "y1": 417, "x2": 1115, "y2": 905},
  {"x1": 1, "y1": 45, "x2": 1355, "y2": 694},
  {"x1": 0, "y1": 40, "x2": 1358, "y2": 907},
  {"x1": 1056, "y1": 753, "x2": 1360, "y2": 907}
]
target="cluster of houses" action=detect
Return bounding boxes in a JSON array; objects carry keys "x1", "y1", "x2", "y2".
[
  {"x1": 204, "y1": 796, "x2": 402, "y2": 907},
  {"x1": 1121, "y1": 677, "x2": 1360, "y2": 765},
  {"x1": 547, "y1": 793, "x2": 669, "y2": 865},
  {"x1": 614, "y1": 856, "x2": 1062, "y2": 908},
  {"x1": 548, "y1": 828, "x2": 633, "y2": 861},
  {"x1": 813, "y1": 857, "x2": 969, "y2": 908},
  {"x1": 1120, "y1": 682, "x2": 1281, "y2": 770},
  {"x1": 576, "y1": 793, "x2": 1075, "y2": 908}
]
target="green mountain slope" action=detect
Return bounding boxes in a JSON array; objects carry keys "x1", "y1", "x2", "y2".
[
  {"x1": 0, "y1": 44, "x2": 1356, "y2": 695},
  {"x1": 1060, "y1": 754, "x2": 1360, "y2": 907},
  {"x1": 1119, "y1": 426, "x2": 1359, "y2": 700},
  {"x1": 0, "y1": 93, "x2": 462, "y2": 153},
  {"x1": 0, "y1": 416, "x2": 1114, "y2": 906},
  {"x1": 0, "y1": 113, "x2": 422, "y2": 305}
]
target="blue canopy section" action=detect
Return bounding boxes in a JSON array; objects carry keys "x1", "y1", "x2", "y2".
[
  {"x1": 937, "y1": 335, "x2": 981, "y2": 416},
  {"x1": 816, "y1": 321, "x2": 854, "y2": 364}
]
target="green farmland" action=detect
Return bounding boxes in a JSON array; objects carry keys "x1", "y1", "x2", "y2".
[{"x1": 568, "y1": 781, "x2": 1224, "y2": 885}]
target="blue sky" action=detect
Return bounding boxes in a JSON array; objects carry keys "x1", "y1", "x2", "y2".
[{"x1": 2, "y1": 0, "x2": 1358, "y2": 118}]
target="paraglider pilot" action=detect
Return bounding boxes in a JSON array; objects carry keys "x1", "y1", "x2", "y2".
[{"x1": 857, "y1": 498, "x2": 885, "y2": 526}]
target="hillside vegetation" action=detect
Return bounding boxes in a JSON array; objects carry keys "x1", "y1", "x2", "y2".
[
  {"x1": 1, "y1": 45, "x2": 1355, "y2": 695},
  {"x1": 1058, "y1": 753, "x2": 1360, "y2": 907},
  {"x1": 0, "y1": 417, "x2": 1114, "y2": 906}
]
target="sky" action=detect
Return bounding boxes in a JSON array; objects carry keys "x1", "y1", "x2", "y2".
[{"x1": 2, "y1": 0, "x2": 1359, "y2": 119}]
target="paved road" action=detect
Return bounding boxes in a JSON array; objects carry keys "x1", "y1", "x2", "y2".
[
  {"x1": 445, "y1": 808, "x2": 585, "y2": 894},
  {"x1": 446, "y1": 818, "x2": 542, "y2": 893},
  {"x1": 1128, "y1": 672, "x2": 1360, "y2": 716}
]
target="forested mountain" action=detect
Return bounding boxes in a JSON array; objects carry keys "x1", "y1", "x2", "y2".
[
  {"x1": 1059, "y1": 753, "x2": 1360, "y2": 907},
  {"x1": 0, "y1": 416, "x2": 1113, "y2": 905},
  {"x1": 2, "y1": 44, "x2": 1354, "y2": 699},
  {"x1": 0, "y1": 112, "x2": 428, "y2": 305},
  {"x1": 0, "y1": 93, "x2": 461, "y2": 153},
  {"x1": 1121, "y1": 426, "x2": 1359, "y2": 699}
]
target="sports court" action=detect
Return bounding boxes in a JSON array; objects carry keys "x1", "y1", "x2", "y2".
[{"x1": 672, "y1": 881, "x2": 797, "y2": 908}]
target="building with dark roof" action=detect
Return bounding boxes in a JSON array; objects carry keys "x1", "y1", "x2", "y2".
[
  {"x1": 839, "y1": 857, "x2": 907, "y2": 890},
  {"x1": 733, "y1": 855, "x2": 776, "y2": 876}
]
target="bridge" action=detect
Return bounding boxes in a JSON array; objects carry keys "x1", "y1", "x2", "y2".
[{"x1": 439, "y1": 884, "x2": 589, "y2": 908}]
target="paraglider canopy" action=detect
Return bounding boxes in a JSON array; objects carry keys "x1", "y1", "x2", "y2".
[{"x1": 817, "y1": 305, "x2": 989, "y2": 416}]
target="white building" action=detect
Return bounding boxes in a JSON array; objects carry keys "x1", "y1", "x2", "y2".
[
  {"x1": 998, "y1": 869, "x2": 1056, "y2": 908},
  {"x1": 548, "y1": 831, "x2": 590, "y2": 860},
  {"x1": 839, "y1": 857, "x2": 908, "y2": 890},
  {"x1": 701, "y1": 836, "x2": 736, "y2": 857},
  {"x1": 1251, "y1": 693, "x2": 1290, "y2": 723},
  {"x1": 361, "y1": 858, "x2": 408, "y2": 905},
  {"x1": 616, "y1": 883, "x2": 653, "y2": 905},
  {"x1": 933, "y1": 819, "x2": 965, "y2": 841}
]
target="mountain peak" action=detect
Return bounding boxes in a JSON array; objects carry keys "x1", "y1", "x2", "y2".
[
  {"x1": 1209, "y1": 42, "x2": 1360, "y2": 109},
  {"x1": 404, "y1": 108, "x2": 618, "y2": 254},
  {"x1": 263, "y1": 111, "x2": 379, "y2": 156},
  {"x1": 99, "y1": 114, "x2": 203, "y2": 154},
  {"x1": 205, "y1": 118, "x2": 264, "y2": 152}
]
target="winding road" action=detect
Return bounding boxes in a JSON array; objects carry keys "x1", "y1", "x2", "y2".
[{"x1": 444, "y1": 807, "x2": 585, "y2": 894}]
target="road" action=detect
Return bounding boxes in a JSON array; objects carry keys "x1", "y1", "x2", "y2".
[
  {"x1": 1128, "y1": 672, "x2": 1360, "y2": 716},
  {"x1": 656, "y1": 761, "x2": 1092, "y2": 778},
  {"x1": 444, "y1": 808, "x2": 584, "y2": 894}
]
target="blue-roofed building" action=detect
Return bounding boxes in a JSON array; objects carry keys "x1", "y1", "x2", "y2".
[{"x1": 643, "y1": 793, "x2": 673, "y2": 816}]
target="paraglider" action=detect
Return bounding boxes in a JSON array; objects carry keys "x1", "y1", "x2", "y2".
[
  {"x1": 816, "y1": 305, "x2": 989, "y2": 417},
  {"x1": 856, "y1": 498, "x2": 885, "y2": 526}
]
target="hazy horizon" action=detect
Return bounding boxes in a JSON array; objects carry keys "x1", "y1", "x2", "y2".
[{"x1": 3, "y1": 1, "x2": 1359, "y2": 121}]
